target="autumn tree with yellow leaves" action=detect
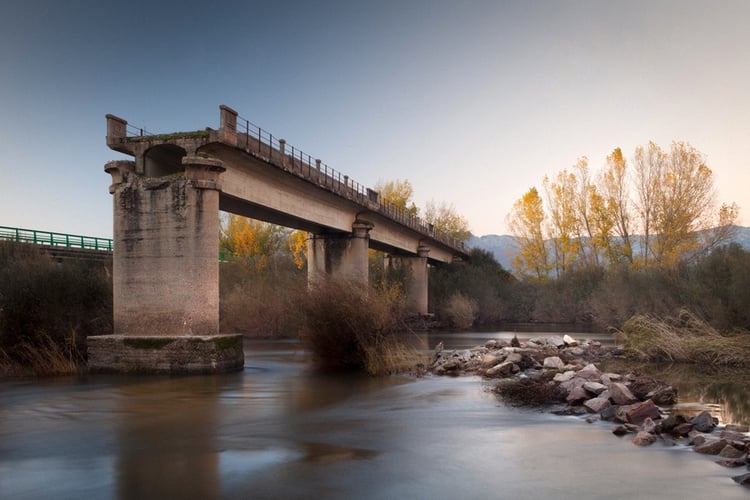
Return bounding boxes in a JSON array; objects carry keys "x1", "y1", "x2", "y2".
[
  {"x1": 507, "y1": 141, "x2": 738, "y2": 277},
  {"x1": 506, "y1": 187, "x2": 548, "y2": 278},
  {"x1": 220, "y1": 214, "x2": 307, "y2": 270}
]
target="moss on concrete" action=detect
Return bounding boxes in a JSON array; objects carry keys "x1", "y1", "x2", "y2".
[
  {"x1": 123, "y1": 337, "x2": 176, "y2": 349},
  {"x1": 213, "y1": 335, "x2": 242, "y2": 350}
]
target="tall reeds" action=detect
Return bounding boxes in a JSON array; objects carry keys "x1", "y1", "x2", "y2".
[{"x1": 615, "y1": 309, "x2": 750, "y2": 366}]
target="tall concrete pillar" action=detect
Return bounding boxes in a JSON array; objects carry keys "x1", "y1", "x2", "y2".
[
  {"x1": 307, "y1": 221, "x2": 372, "y2": 286},
  {"x1": 386, "y1": 245, "x2": 430, "y2": 315},
  {"x1": 88, "y1": 156, "x2": 244, "y2": 374}
]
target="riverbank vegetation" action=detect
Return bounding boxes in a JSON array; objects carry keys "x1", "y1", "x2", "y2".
[
  {"x1": 0, "y1": 241, "x2": 111, "y2": 376},
  {"x1": 300, "y1": 279, "x2": 426, "y2": 375},
  {"x1": 615, "y1": 310, "x2": 750, "y2": 366}
]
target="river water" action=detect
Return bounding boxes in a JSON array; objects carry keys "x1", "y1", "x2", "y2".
[{"x1": 1, "y1": 332, "x2": 748, "y2": 499}]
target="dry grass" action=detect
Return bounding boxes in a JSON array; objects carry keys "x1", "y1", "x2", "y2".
[
  {"x1": 615, "y1": 309, "x2": 750, "y2": 366},
  {"x1": 302, "y1": 279, "x2": 427, "y2": 375},
  {"x1": 0, "y1": 333, "x2": 81, "y2": 377}
]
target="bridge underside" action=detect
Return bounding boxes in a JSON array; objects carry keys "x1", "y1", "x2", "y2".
[{"x1": 89, "y1": 106, "x2": 467, "y2": 374}]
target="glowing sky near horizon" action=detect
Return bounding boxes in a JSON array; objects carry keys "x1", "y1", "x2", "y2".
[{"x1": 1, "y1": 0, "x2": 748, "y2": 238}]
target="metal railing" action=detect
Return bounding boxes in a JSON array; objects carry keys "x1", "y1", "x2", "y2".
[
  {"x1": 233, "y1": 113, "x2": 465, "y2": 251},
  {"x1": 0, "y1": 226, "x2": 113, "y2": 252},
  {"x1": 125, "y1": 122, "x2": 154, "y2": 137}
]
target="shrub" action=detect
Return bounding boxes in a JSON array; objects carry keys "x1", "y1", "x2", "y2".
[
  {"x1": 442, "y1": 292, "x2": 478, "y2": 330},
  {"x1": 0, "y1": 241, "x2": 112, "y2": 376},
  {"x1": 219, "y1": 259, "x2": 307, "y2": 338},
  {"x1": 301, "y1": 279, "x2": 426, "y2": 375},
  {"x1": 494, "y1": 377, "x2": 566, "y2": 406}
]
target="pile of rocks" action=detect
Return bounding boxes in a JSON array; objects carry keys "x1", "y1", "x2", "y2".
[{"x1": 430, "y1": 335, "x2": 750, "y2": 487}]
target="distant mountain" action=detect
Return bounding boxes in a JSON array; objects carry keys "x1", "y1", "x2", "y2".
[{"x1": 468, "y1": 226, "x2": 750, "y2": 270}]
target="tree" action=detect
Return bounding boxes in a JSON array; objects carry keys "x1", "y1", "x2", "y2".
[
  {"x1": 288, "y1": 230, "x2": 307, "y2": 270},
  {"x1": 423, "y1": 199, "x2": 472, "y2": 242},
  {"x1": 543, "y1": 169, "x2": 580, "y2": 275},
  {"x1": 633, "y1": 141, "x2": 666, "y2": 265},
  {"x1": 374, "y1": 179, "x2": 419, "y2": 217},
  {"x1": 506, "y1": 187, "x2": 549, "y2": 278},
  {"x1": 221, "y1": 214, "x2": 289, "y2": 271},
  {"x1": 599, "y1": 148, "x2": 633, "y2": 264}
]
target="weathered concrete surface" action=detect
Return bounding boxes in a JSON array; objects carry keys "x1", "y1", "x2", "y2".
[
  {"x1": 87, "y1": 335, "x2": 244, "y2": 374},
  {"x1": 106, "y1": 157, "x2": 224, "y2": 338}
]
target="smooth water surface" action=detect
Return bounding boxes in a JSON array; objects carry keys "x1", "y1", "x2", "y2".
[{"x1": 1, "y1": 337, "x2": 748, "y2": 499}]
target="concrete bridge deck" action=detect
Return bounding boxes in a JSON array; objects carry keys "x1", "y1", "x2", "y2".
[
  {"x1": 91, "y1": 105, "x2": 469, "y2": 374},
  {"x1": 106, "y1": 105, "x2": 467, "y2": 264}
]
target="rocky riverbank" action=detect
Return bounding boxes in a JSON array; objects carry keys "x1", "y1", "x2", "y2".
[{"x1": 430, "y1": 334, "x2": 750, "y2": 488}]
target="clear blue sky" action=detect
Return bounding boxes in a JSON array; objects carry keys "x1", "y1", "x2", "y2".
[{"x1": 1, "y1": 0, "x2": 748, "y2": 237}]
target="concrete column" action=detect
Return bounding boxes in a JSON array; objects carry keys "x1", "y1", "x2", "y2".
[
  {"x1": 386, "y1": 245, "x2": 430, "y2": 315},
  {"x1": 307, "y1": 221, "x2": 373, "y2": 286},
  {"x1": 112, "y1": 156, "x2": 225, "y2": 337},
  {"x1": 89, "y1": 156, "x2": 243, "y2": 374}
]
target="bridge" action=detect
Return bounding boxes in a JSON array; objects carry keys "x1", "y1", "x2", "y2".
[
  {"x1": 0, "y1": 225, "x2": 113, "y2": 262},
  {"x1": 88, "y1": 105, "x2": 469, "y2": 374}
]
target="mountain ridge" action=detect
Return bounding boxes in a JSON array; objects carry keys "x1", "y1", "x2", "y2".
[{"x1": 467, "y1": 226, "x2": 750, "y2": 270}]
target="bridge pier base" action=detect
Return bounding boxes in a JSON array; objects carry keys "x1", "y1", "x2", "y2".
[
  {"x1": 88, "y1": 156, "x2": 244, "y2": 374},
  {"x1": 307, "y1": 221, "x2": 372, "y2": 286},
  {"x1": 385, "y1": 245, "x2": 430, "y2": 316}
]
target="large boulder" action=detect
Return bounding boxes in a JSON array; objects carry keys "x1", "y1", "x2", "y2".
[
  {"x1": 553, "y1": 370, "x2": 576, "y2": 383},
  {"x1": 566, "y1": 386, "x2": 589, "y2": 404},
  {"x1": 691, "y1": 411, "x2": 718, "y2": 433},
  {"x1": 486, "y1": 361, "x2": 517, "y2": 378},
  {"x1": 609, "y1": 383, "x2": 638, "y2": 405},
  {"x1": 547, "y1": 336, "x2": 566, "y2": 348},
  {"x1": 481, "y1": 352, "x2": 505, "y2": 368},
  {"x1": 718, "y1": 445, "x2": 745, "y2": 459},
  {"x1": 577, "y1": 363, "x2": 602, "y2": 380},
  {"x1": 583, "y1": 381, "x2": 608, "y2": 395},
  {"x1": 661, "y1": 414, "x2": 688, "y2": 433},
  {"x1": 625, "y1": 399, "x2": 661, "y2": 425},
  {"x1": 632, "y1": 431, "x2": 657, "y2": 446},
  {"x1": 584, "y1": 396, "x2": 612, "y2": 414},
  {"x1": 647, "y1": 385, "x2": 678, "y2": 405},
  {"x1": 543, "y1": 356, "x2": 565, "y2": 370},
  {"x1": 562, "y1": 334, "x2": 578, "y2": 346},
  {"x1": 694, "y1": 438, "x2": 728, "y2": 455}
]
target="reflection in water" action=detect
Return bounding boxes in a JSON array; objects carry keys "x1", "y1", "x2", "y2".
[
  {"x1": 0, "y1": 337, "x2": 749, "y2": 499},
  {"x1": 599, "y1": 359, "x2": 750, "y2": 426},
  {"x1": 114, "y1": 376, "x2": 228, "y2": 499}
]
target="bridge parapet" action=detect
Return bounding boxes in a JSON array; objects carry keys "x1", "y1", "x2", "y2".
[{"x1": 216, "y1": 105, "x2": 466, "y2": 255}]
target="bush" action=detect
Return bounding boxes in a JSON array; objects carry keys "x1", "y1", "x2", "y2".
[
  {"x1": 0, "y1": 242, "x2": 112, "y2": 375},
  {"x1": 442, "y1": 292, "x2": 478, "y2": 330},
  {"x1": 494, "y1": 377, "x2": 566, "y2": 406},
  {"x1": 301, "y1": 279, "x2": 426, "y2": 375}
]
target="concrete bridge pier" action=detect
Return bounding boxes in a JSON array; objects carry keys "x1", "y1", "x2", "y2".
[
  {"x1": 307, "y1": 221, "x2": 373, "y2": 287},
  {"x1": 87, "y1": 156, "x2": 244, "y2": 374},
  {"x1": 385, "y1": 245, "x2": 430, "y2": 316}
]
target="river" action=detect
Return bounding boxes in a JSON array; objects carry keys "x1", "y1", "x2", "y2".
[{"x1": 1, "y1": 332, "x2": 748, "y2": 499}]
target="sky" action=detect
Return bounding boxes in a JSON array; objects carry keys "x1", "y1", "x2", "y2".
[{"x1": 1, "y1": 0, "x2": 749, "y2": 238}]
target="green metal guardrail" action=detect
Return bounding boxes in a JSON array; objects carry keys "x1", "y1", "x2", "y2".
[{"x1": 0, "y1": 226, "x2": 113, "y2": 252}]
